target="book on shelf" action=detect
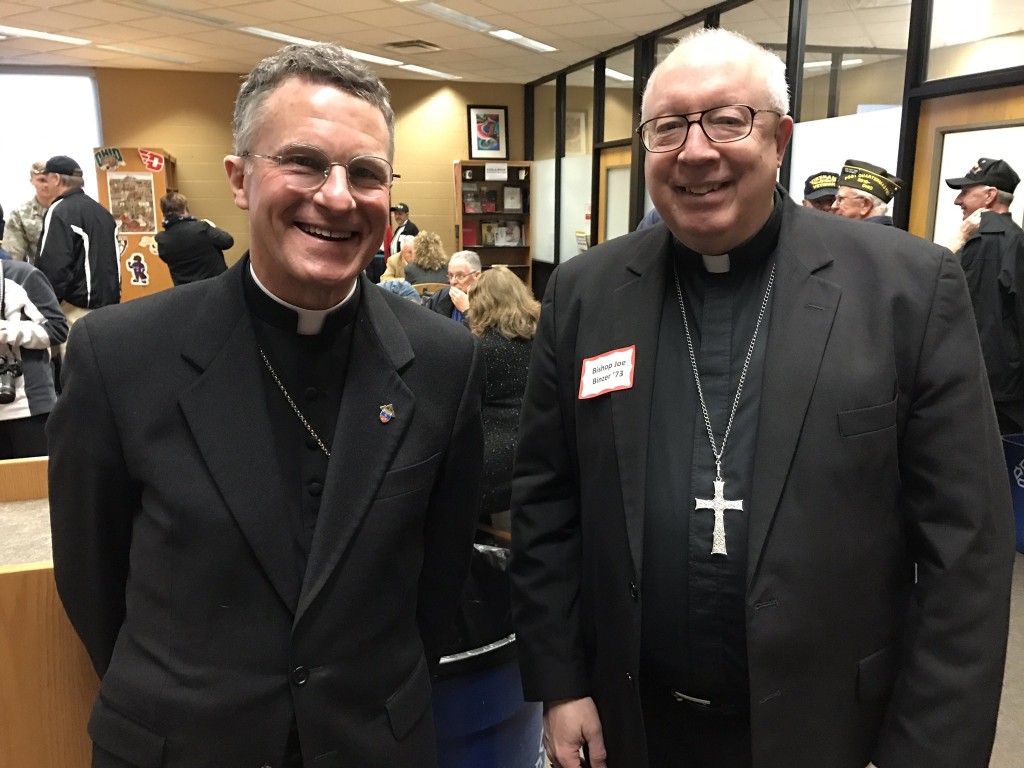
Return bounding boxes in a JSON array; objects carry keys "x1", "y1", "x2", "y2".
[
  {"x1": 494, "y1": 220, "x2": 523, "y2": 247},
  {"x1": 462, "y1": 224, "x2": 478, "y2": 247},
  {"x1": 503, "y1": 185, "x2": 523, "y2": 212},
  {"x1": 481, "y1": 185, "x2": 499, "y2": 213},
  {"x1": 480, "y1": 220, "x2": 498, "y2": 246},
  {"x1": 462, "y1": 183, "x2": 482, "y2": 213}
]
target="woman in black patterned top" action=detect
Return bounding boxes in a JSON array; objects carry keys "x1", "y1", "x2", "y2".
[{"x1": 468, "y1": 266, "x2": 539, "y2": 521}]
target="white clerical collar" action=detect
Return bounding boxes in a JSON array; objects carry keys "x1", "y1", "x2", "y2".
[
  {"x1": 702, "y1": 253, "x2": 731, "y2": 273},
  {"x1": 248, "y1": 264, "x2": 356, "y2": 335}
]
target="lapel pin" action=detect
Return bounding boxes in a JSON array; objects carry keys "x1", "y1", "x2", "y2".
[{"x1": 379, "y1": 403, "x2": 395, "y2": 423}]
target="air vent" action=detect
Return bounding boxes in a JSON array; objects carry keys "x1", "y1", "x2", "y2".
[{"x1": 384, "y1": 40, "x2": 444, "y2": 54}]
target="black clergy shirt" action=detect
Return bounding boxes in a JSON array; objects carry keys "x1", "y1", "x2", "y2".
[
  {"x1": 243, "y1": 262, "x2": 359, "y2": 582},
  {"x1": 640, "y1": 193, "x2": 783, "y2": 706}
]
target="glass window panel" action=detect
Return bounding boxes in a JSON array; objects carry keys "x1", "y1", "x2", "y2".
[
  {"x1": 928, "y1": 0, "x2": 1024, "y2": 80},
  {"x1": 604, "y1": 49, "x2": 635, "y2": 142},
  {"x1": 560, "y1": 69, "x2": 594, "y2": 262},
  {"x1": 531, "y1": 81, "x2": 557, "y2": 264},
  {"x1": 801, "y1": 0, "x2": 907, "y2": 122}
]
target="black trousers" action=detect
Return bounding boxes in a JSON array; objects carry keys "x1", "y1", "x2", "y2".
[
  {"x1": 640, "y1": 682, "x2": 753, "y2": 768},
  {"x1": 0, "y1": 413, "x2": 48, "y2": 459}
]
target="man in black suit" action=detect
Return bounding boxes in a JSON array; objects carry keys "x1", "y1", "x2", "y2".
[
  {"x1": 48, "y1": 43, "x2": 484, "y2": 768},
  {"x1": 511, "y1": 27, "x2": 1013, "y2": 768}
]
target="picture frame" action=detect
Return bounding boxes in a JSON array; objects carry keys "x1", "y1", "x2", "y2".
[
  {"x1": 565, "y1": 111, "x2": 587, "y2": 155},
  {"x1": 468, "y1": 105, "x2": 509, "y2": 160}
]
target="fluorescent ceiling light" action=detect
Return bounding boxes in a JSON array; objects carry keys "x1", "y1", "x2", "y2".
[
  {"x1": 0, "y1": 25, "x2": 90, "y2": 46},
  {"x1": 237, "y1": 27, "x2": 403, "y2": 67},
  {"x1": 414, "y1": 3, "x2": 494, "y2": 33},
  {"x1": 803, "y1": 58, "x2": 864, "y2": 69},
  {"x1": 605, "y1": 68, "x2": 633, "y2": 82},
  {"x1": 488, "y1": 30, "x2": 556, "y2": 53},
  {"x1": 96, "y1": 44, "x2": 194, "y2": 65},
  {"x1": 131, "y1": 0, "x2": 233, "y2": 27},
  {"x1": 399, "y1": 64, "x2": 462, "y2": 80}
]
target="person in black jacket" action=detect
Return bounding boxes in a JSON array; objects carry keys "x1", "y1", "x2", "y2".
[{"x1": 155, "y1": 192, "x2": 234, "y2": 285}]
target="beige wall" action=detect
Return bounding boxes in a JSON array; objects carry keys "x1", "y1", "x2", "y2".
[{"x1": 96, "y1": 69, "x2": 525, "y2": 262}]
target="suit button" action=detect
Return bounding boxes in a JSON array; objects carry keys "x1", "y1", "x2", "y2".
[
  {"x1": 629, "y1": 582, "x2": 639, "y2": 601},
  {"x1": 304, "y1": 387, "x2": 319, "y2": 400},
  {"x1": 308, "y1": 481, "x2": 323, "y2": 497},
  {"x1": 292, "y1": 666, "x2": 309, "y2": 686}
]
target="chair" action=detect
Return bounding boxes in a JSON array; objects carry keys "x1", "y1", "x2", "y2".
[{"x1": 413, "y1": 282, "x2": 447, "y2": 297}]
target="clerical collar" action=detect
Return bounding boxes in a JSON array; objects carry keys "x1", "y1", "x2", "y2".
[
  {"x1": 243, "y1": 258, "x2": 359, "y2": 335},
  {"x1": 675, "y1": 188, "x2": 784, "y2": 273}
]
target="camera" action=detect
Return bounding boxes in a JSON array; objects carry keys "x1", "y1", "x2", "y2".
[{"x1": 0, "y1": 356, "x2": 23, "y2": 404}]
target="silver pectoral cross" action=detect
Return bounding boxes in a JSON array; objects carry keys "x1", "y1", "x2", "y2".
[{"x1": 695, "y1": 478, "x2": 743, "y2": 556}]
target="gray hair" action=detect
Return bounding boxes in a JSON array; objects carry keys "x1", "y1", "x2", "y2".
[
  {"x1": 58, "y1": 174, "x2": 85, "y2": 190},
  {"x1": 849, "y1": 188, "x2": 888, "y2": 216},
  {"x1": 996, "y1": 189, "x2": 1014, "y2": 208},
  {"x1": 642, "y1": 27, "x2": 790, "y2": 119},
  {"x1": 449, "y1": 250, "x2": 482, "y2": 271},
  {"x1": 232, "y1": 43, "x2": 395, "y2": 159}
]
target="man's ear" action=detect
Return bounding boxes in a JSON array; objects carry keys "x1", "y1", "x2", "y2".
[
  {"x1": 775, "y1": 114, "x2": 794, "y2": 166},
  {"x1": 224, "y1": 155, "x2": 249, "y2": 211}
]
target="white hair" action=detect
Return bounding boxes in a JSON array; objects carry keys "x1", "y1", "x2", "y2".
[
  {"x1": 849, "y1": 188, "x2": 888, "y2": 217},
  {"x1": 449, "y1": 250, "x2": 481, "y2": 271},
  {"x1": 642, "y1": 27, "x2": 790, "y2": 119}
]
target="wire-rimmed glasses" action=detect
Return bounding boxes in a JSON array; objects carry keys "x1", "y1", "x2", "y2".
[
  {"x1": 637, "y1": 105, "x2": 781, "y2": 153},
  {"x1": 241, "y1": 145, "x2": 394, "y2": 196}
]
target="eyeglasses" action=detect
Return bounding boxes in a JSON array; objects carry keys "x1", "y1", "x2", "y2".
[
  {"x1": 241, "y1": 145, "x2": 394, "y2": 196},
  {"x1": 637, "y1": 105, "x2": 781, "y2": 153},
  {"x1": 447, "y1": 270, "x2": 479, "y2": 282},
  {"x1": 833, "y1": 193, "x2": 857, "y2": 204}
]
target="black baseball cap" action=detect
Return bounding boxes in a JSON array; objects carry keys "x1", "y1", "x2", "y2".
[
  {"x1": 838, "y1": 159, "x2": 903, "y2": 204},
  {"x1": 390, "y1": 202, "x2": 410, "y2": 213},
  {"x1": 945, "y1": 158, "x2": 1020, "y2": 194},
  {"x1": 44, "y1": 155, "x2": 84, "y2": 177},
  {"x1": 803, "y1": 171, "x2": 838, "y2": 201}
]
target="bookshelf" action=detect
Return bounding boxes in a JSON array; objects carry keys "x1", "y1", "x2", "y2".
[{"x1": 453, "y1": 160, "x2": 532, "y2": 288}]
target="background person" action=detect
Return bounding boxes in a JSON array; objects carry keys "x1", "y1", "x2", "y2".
[
  {"x1": 425, "y1": 250, "x2": 481, "y2": 324},
  {"x1": 155, "y1": 191, "x2": 234, "y2": 285},
  {"x1": 2, "y1": 161, "x2": 59, "y2": 263},
  {"x1": 388, "y1": 201, "x2": 418, "y2": 255},
  {"x1": 0, "y1": 258, "x2": 67, "y2": 458},
  {"x1": 945, "y1": 157, "x2": 1024, "y2": 433},
  {"x1": 403, "y1": 230, "x2": 448, "y2": 284},
  {"x1": 467, "y1": 265, "x2": 538, "y2": 524},
  {"x1": 511, "y1": 27, "x2": 1012, "y2": 768},
  {"x1": 48, "y1": 42, "x2": 484, "y2": 768},
  {"x1": 801, "y1": 170, "x2": 837, "y2": 212},
  {"x1": 380, "y1": 233, "x2": 415, "y2": 282},
  {"x1": 831, "y1": 159, "x2": 902, "y2": 225}
]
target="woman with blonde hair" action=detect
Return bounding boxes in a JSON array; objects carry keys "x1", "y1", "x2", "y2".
[
  {"x1": 468, "y1": 266, "x2": 539, "y2": 521},
  {"x1": 403, "y1": 231, "x2": 448, "y2": 285}
]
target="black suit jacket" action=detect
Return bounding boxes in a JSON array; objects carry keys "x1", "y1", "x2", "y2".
[
  {"x1": 48, "y1": 261, "x2": 484, "y2": 767},
  {"x1": 511, "y1": 199, "x2": 1014, "y2": 767}
]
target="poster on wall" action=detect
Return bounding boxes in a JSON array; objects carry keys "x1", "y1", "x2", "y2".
[
  {"x1": 107, "y1": 173, "x2": 157, "y2": 234},
  {"x1": 468, "y1": 105, "x2": 509, "y2": 160}
]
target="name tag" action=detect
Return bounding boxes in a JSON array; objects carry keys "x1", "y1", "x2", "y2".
[{"x1": 579, "y1": 345, "x2": 636, "y2": 400}]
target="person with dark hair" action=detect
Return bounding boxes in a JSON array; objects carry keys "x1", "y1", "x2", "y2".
[
  {"x1": 801, "y1": 170, "x2": 837, "y2": 212},
  {"x1": 388, "y1": 202, "x2": 418, "y2": 255},
  {"x1": 155, "y1": 191, "x2": 234, "y2": 285},
  {"x1": 48, "y1": 42, "x2": 483, "y2": 768}
]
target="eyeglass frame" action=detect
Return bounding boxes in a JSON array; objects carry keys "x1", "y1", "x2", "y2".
[
  {"x1": 446, "y1": 269, "x2": 480, "y2": 283},
  {"x1": 240, "y1": 146, "x2": 395, "y2": 196},
  {"x1": 636, "y1": 104, "x2": 782, "y2": 153}
]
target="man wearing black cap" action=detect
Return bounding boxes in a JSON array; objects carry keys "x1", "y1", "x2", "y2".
[
  {"x1": 36, "y1": 155, "x2": 120, "y2": 328},
  {"x1": 801, "y1": 171, "x2": 837, "y2": 212},
  {"x1": 389, "y1": 202, "x2": 418, "y2": 255},
  {"x1": 945, "y1": 157, "x2": 1024, "y2": 433},
  {"x1": 831, "y1": 160, "x2": 902, "y2": 225}
]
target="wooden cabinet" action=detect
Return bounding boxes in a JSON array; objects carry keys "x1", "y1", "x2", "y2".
[{"x1": 453, "y1": 160, "x2": 531, "y2": 288}]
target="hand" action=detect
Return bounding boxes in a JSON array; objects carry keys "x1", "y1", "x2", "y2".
[
  {"x1": 949, "y1": 208, "x2": 986, "y2": 252},
  {"x1": 543, "y1": 697, "x2": 607, "y2": 768},
  {"x1": 0, "y1": 320, "x2": 48, "y2": 352},
  {"x1": 450, "y1": 286, "x2": 470, "y2": 313}
]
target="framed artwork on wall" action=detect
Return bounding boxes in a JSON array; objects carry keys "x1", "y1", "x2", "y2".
[
  {"x1": 468, "y1": 105, "x2": 509, "y2": 160},
  {"x1": 565, "y1": 111, "x2": 587, "y2": 155}
]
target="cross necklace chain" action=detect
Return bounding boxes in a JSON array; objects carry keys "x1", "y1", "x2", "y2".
[
  {"x1": 259, "y1": 347, "x2": 332, "y2": 458},
  {"x1": 672, "y1": 262, "x2": 776, "y2": 556}
]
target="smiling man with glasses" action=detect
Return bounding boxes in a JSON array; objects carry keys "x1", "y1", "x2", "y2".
[
  {"x1": 48, "y1": 42, "x2": 484, "y2": 768},
  {"x1": 512, "y1": 26, "x2": 1012, "y2": 768}
]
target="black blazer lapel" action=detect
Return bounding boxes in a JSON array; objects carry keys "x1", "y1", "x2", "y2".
[
  {"x1": 748, "y1": 206, "x2": 841, "y2": 586},
  {"x1": 178, "y1": 267, "x2": 300, "y2": 613},
  {"x1": 611, "y1": 227, "x2": 673, "y2": 576},
  {"x1": 297, "y1": 284, "x2": 415, "y2": 620}
]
